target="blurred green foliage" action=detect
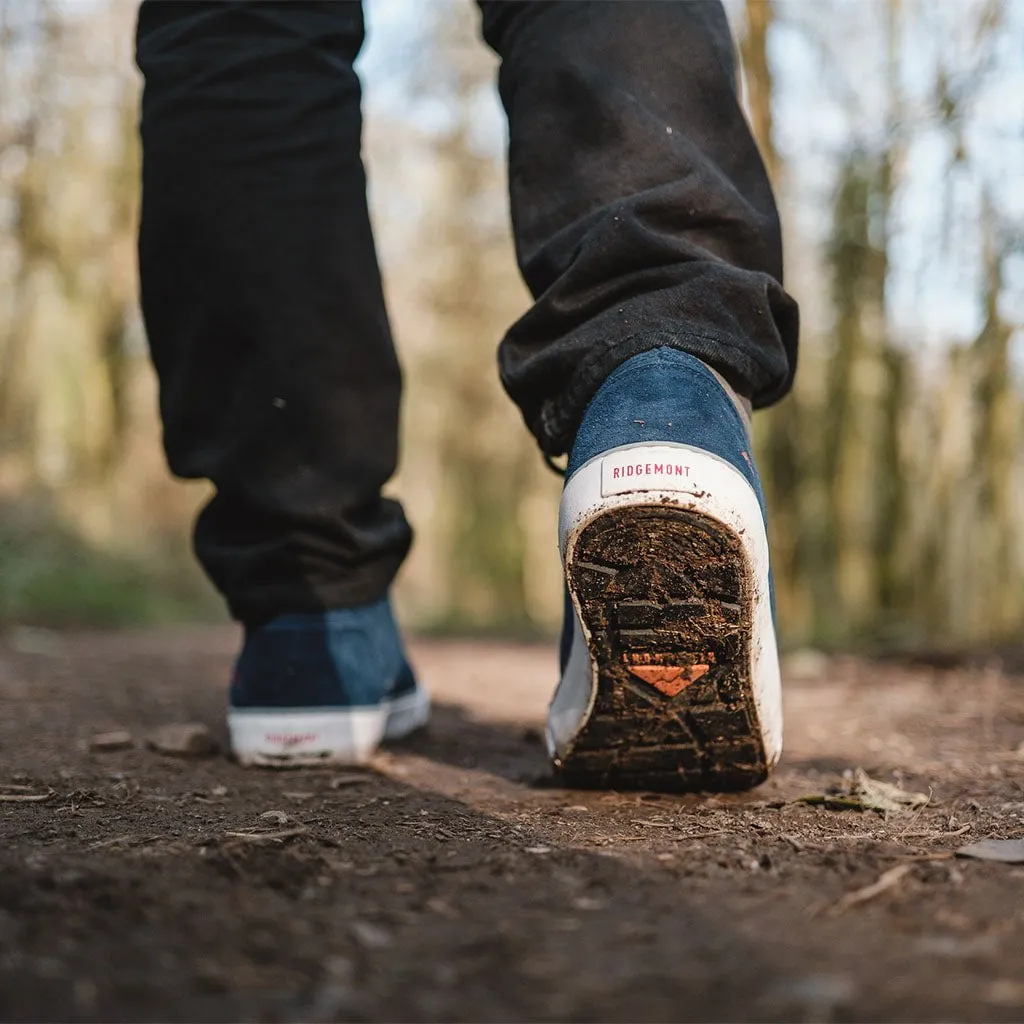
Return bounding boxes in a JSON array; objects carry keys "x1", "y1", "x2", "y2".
[{"x1": 0, "y1": 500, "x2": 220, "y2": 628}]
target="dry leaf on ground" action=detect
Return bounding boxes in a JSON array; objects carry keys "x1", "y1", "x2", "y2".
[
  {"x1": 797, "y1": 768, "x2": 929, "y2": 815},
  {"x1": 956, "y1": 838, "x2": 1024, "y2": 863}
]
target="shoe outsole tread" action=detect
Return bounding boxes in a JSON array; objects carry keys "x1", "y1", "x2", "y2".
[{"x1": 557, "y1": 504, "x2": 768, "y2": 792}]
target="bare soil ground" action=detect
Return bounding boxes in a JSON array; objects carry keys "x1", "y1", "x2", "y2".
[{"x1": 1, "y1": 627, "x2": 1024, "y2": 1022}]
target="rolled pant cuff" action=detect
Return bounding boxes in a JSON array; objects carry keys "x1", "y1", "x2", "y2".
[
  {"x1": 227, "y1": 555, "x2": 407, "y2": 627},
  {"x1": 531, "y1": 327, "x2": 790, "y2": 458}
]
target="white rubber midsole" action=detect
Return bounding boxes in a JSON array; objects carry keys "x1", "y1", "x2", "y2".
[
  {"x1": 548, "y1": 442, "x2": 783, "y2": 766},
  {"x1": 228, "y1": 688, "x2": 430, "y2": 766}
]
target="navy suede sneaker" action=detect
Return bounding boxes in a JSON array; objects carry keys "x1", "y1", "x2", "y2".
[
  {"x1": 550, "y1": 348, "x2": 782, "y2": 791},
  {"x1": 228, "y1": 596, "x2": 429, "y2": 766}
]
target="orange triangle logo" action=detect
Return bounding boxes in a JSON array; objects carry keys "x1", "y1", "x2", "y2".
[{"x1": 626, "y1": 663, "x2": 709, "y2": 696}]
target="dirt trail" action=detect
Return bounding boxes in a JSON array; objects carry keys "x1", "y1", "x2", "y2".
[{"x1": 1, "y1": 627, "x2": 1023, "y2": 1022}]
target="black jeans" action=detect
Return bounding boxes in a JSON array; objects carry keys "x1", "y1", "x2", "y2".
[{"x1": 135, "y1": 0, "x2": 798, "y2": 624}]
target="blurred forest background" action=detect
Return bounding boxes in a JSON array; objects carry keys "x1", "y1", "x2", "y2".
[{"x1": 0, "y1": 0, "x2": 1021, "y2": 651}]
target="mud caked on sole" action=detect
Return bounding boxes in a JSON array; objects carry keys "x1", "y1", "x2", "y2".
[{"x1": 558, "y1": 505, "x2": 768, "y2": 793}]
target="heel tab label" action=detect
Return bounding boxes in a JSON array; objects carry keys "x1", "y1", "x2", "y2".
[{"x1": 601, "y1": 447, "x2": 693, "y2": 497}]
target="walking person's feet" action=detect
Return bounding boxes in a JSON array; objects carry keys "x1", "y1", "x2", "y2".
[
  {"x1": 549, "y1": 348, "x2": 782, "y2": 792},
  {"x1": 228, "y1": 596, "x2": 429, "y2": 766}
]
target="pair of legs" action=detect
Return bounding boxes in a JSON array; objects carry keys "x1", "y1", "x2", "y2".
[{"x1": 135, "y1": 0, "x2": 798, "y2": 788}]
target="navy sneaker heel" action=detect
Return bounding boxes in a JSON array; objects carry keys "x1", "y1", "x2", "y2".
[
  {"x1": 228, "y1": 596, "x2": 428, "y2": 766},
  {"x1": 550, "y1": 348, "x2": 782, "y2": 791}
]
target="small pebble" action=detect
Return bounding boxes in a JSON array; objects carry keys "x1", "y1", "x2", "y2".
[
  {"x1": 986, "y1": 979, "x2": 1024, "y2": 1006},
  {"x1": 350, "y1": 921, "x2": 392, "y2": 950},
  {"x1": 765, "y1": 973, "x2": 854, "y2": 1017},
  {"x1": 259, "y1": 810, "x2": 290, "y2": 826},
  {"x1": 146, "y1": 723, "x2": 217, "y2": 758},
  {"x1": 89, "y1": 731, "x2": 133, "y2": 752},
  {"x1": 329, "y1": 774, "x2": 370, "y2": 789}
]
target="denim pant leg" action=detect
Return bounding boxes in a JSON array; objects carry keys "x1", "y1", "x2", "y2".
[
  {"x1": 479, "y1": 0, "x2": 799, "y2": 456},
  {"x1": 136, "y1": 1, "x2": 411, "y2": 623}
]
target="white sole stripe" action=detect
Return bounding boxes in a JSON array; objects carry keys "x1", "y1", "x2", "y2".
[{"x1": 228, "y1": 689, "x2": 430, "y2": 767}]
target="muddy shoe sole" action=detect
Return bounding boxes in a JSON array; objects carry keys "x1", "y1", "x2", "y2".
[{"x1": 549, "y1": 443, "x2": 782, "y2": 793}]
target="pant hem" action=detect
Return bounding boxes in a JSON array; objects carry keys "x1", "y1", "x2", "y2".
[
  {"x1": 227, "y1": 559, "x2": 406, "y2": 628},
  {"x1": 532, "y1": 326, "x2": 787, "y2": 456}
]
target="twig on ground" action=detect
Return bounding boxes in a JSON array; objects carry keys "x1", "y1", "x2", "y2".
[
  {"x1": 0, "y1": 788, "x2": 55, "y2": 803},
  {"x1": 899, "y1": 824, "x2": 971, "y2": 839},
  {"x1": 828, "y1": 864, "x2": 913, "y2": 916},
  {"x1": 87, "y1": 834, "x2": 166, "y2": 850},
  {"x1": 223, "y1": 826, "x2": 309, "y2": 843},
  {"x1": 896, "y1": 798, "x2": 934, "y2": 839},
  {"x1": 88, "y1": 835, "x2": 133, "y2": 849}
]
